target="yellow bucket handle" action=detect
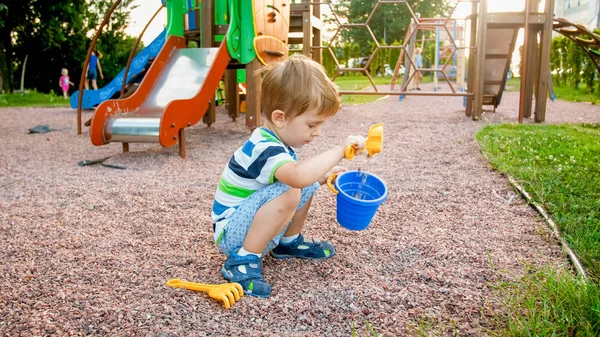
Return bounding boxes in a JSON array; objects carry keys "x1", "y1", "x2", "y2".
[{"x1": 327, "y1": 173, "x2": 339, "y2": 194}]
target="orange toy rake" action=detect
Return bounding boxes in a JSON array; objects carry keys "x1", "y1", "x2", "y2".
[{"x1": 166, "y1": 279, "x2": 244, "y2": 309}]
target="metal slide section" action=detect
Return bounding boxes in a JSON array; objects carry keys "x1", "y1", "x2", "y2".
[
  {"x1": 90, "y1": 35, "x2": 230, "y2": 148},
  {"x1": 103, "y1": 48, "x2": 221, "y2": 142},
  {"x1": 482, "y1": 25, "x2": 519, "y2": 109},
  {"x1": 70, "y1": 29, "x2": 167, "y2": 109}
]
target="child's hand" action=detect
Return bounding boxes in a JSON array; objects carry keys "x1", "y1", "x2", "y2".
[
  {"x1": 344, "y1": 135, "x2": 366, "y2": 149},
  {"x1": 319, "y1": 166, "x2": 347, "y2": 185},
  {"x1": 343, "y1": 135, "x2": 366, "y2": 155}
]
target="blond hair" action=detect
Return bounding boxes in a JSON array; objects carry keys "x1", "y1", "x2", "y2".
[
  {"x1": 61, "y1": 68, "x2": 68, "y2": 76},
  {"x1": 260, "y1": 54, "x2": 340, "y2": 122}
]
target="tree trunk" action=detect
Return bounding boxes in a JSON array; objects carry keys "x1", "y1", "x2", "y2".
[{"x1": 0, "y1": 28, "x2": 12, "y2": 93}]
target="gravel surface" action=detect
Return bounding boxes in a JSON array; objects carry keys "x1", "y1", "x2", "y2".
[{"x1": 1, "y1": 90, "x2": 599, "y2": 336}]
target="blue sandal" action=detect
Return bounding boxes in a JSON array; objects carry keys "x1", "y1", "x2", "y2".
[
  {"x1": 221, "y1": 250, "x2": 272, "y2": 298},
  {"x1": 271, "y1": 234, "x2": 336, "y2": 260}
]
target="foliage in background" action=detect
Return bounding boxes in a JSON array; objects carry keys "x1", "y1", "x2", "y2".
[
  {"x1": 0, "y1": 0, "x2": 139, "y2": 94},
  {"x1": 549, "y1": 31, "x2": 600, "y2": 94}
]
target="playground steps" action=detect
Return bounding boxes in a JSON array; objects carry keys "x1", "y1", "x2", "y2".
[{"x1": 481, "y1": 19, "x2": 520, "y2": 110}]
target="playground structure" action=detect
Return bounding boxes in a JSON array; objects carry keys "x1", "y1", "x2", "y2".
[
  {"x1": 390, "y1": 15, "x2": 467, "y2": 94},
  {"x1": 306, "y1": 0, "x2": 599, "y2": 122},
  {"x1": 77, "y1": 0, "x2": 323, "y2": 158},
  {"x1": 77, "y1": 0, "x2": 600, "y2": 157}
]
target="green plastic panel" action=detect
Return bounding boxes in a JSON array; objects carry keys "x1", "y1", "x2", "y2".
[
  {"x1": 215, "y1": 0, "x2": 228, "y2": 25},
  {"x1": 237, "y1": 69, "x2": 246, "y2": 83},
  {"x1": 226, "y1": 0, "x2": 256, "y2": 64},
  {"x1": 166, "y1": 0, "x2": 186, "y2": 37}
]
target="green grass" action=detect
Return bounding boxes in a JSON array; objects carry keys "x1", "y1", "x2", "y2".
[
  {"x1": 554, "y1": 84, "x2": 600, "y2": 105},
  {"x1": 0, "y1": 90, "x2": 71, "y2": 107},
  {"x1": 333, "y1": 75, "x2": 433, "y2": 105},
  {"x1": 334, "y1": 75, "x2": 392, "y2": 105},
  {"x1": 492, "y1": 265, "x2": 600, "y2": 336},
  {"x1": 476, "y1": 123, "x2": 600, "y2": 335},
  {"x1": 503, "y1": 77, "x2": 599, "y2": 104}
]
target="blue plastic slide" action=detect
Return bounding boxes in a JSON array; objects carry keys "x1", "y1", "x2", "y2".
[{"x1": 70, "y1": 29, "x2": 167, "y2": 109}]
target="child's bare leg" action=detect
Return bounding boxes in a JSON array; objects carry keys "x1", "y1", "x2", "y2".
[
  {"x1": 271, "y1": 193, "x2": 335, "y2": 260},
  {"x1": 281, "y1": 196, "x2": 313, "y2": 237},
  {"x1": 92, "y1": 80, "x2": 98, "y2": 90},
  {"x1": 84, "y1": 80, "x2": 89, "y2": 90},
  {"x1": 242, "y1": 188, "x2": 300, "y2": 254}
]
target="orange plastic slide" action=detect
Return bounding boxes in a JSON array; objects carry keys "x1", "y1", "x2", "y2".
[{"x1": 90, "y1": 36, "x2": 230, "y2": 148}]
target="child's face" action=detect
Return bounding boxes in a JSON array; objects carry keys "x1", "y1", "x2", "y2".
[{"x1": 278, "y1": 109, "x2": 329, "y2": 148}]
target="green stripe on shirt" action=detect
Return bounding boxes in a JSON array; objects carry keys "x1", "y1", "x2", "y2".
[
  {"x1": 259, "y1": 129, "x2": 281, "y2": 143},
  {"x1": 218, "y1": 177, "x2": 256, "y2": 198}
]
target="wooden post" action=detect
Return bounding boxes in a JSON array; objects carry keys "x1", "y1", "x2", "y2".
[
  {"x1": 518, "y1": 0, "x2": 532, "y2": 123},
  {"x1": 122, "y1": 143, "x2": 129, "y2": 153},
  {"x1": 302, "y1": 0, "x2": 312, "y2": 58},
  {"x1": 178, "y1": 128, "x2": 186, "y2": 159},
  {"x1": 202, "y1": 0, "x2": 216, "y2": 127},
  {"x1": 534, "y1": 0, "x2": 554, "y2": 122},
  {"x1": 246, "y1": 59, "x2": 261, "y2": 130},
  {"x1": 472, "y1": 0, "x2": 487, "y2": 120},
  {"x1": 225, "y1": 69, "x2": 239, "y2": 121},
  {"x1": 465, "y1": 1, "x2": 478, "y2": 116},
  {"x1": 312, "y1": 2, "x2": 322, "y2": 63},
  {"x1": 523, "y1": 21, "x2": 538, "y2": 119}
]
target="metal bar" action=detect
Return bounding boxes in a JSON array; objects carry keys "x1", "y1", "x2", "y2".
[
  {"x1": 122, "y1": 4, "x2": 164, "y2": 96},
  {"x1": 339, "y1": 91, "x2": 473, "y2": 96},
  {"x1": 77, "y1": 0, "x2": 123, "y2": 135}
]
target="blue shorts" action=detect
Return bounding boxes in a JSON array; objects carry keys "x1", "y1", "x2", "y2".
[
  {"x1": 87, "y1": 69, "x2": 97, "y2": 80},
  {"x1": 216, "y1": 181, "x2": 320, "y2": 257}
]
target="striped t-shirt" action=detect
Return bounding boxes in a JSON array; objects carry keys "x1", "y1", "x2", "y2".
[{"x1": 212, "y1": 127, "x2": 298, "y2": 242}]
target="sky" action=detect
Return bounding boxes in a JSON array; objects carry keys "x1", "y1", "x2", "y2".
[{"x1": 125, "y1": 0, "x2": 167, "y2": 46}]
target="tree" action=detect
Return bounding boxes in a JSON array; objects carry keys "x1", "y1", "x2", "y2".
[{"x1": 0, "y1": 0, "x2": 137, "y2": 94}]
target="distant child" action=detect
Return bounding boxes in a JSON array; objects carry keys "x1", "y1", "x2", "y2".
[
  {"x1": 85, "y1": 49, "x2": 104, "y2": 90},
  {"x1": 211, "y1": 54, "x2": 366, "y2": 298},
  {"x1": 414, "y1": 48, "x2": 423, "y2": 90},
  {"x1": 59, "y1": 68, "x2": 74, "y2": 99}
]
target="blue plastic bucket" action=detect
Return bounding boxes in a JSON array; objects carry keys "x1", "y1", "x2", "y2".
[{"x1": 333, "y1": 171, "x2": 388, "y2": 231}]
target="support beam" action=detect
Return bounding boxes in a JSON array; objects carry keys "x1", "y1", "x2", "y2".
[
  {"x1": 225, "y1": 69, "x2": 239, "y2": 121},
  {"x1": 302, "y1": 0, "x2": 313, "y2": 58},
  {"x1": 178, "y1": 128, "x2": 186, "y2": 159},
  {"x1": 465, "y1": 1, "x2": 478, "y2": 117},
  {"x1": 534, "y1": 0, "x2": 554, "y2": 122},
  {"x1": 202, "y1": 0, "x2": 216, "y2": 127},
  {"x1": 246, "y1": 59, "x2": 261, "y2": 130},
  {"x1": 472, "y1": 0, "x2": 487, "y2": 120}
]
